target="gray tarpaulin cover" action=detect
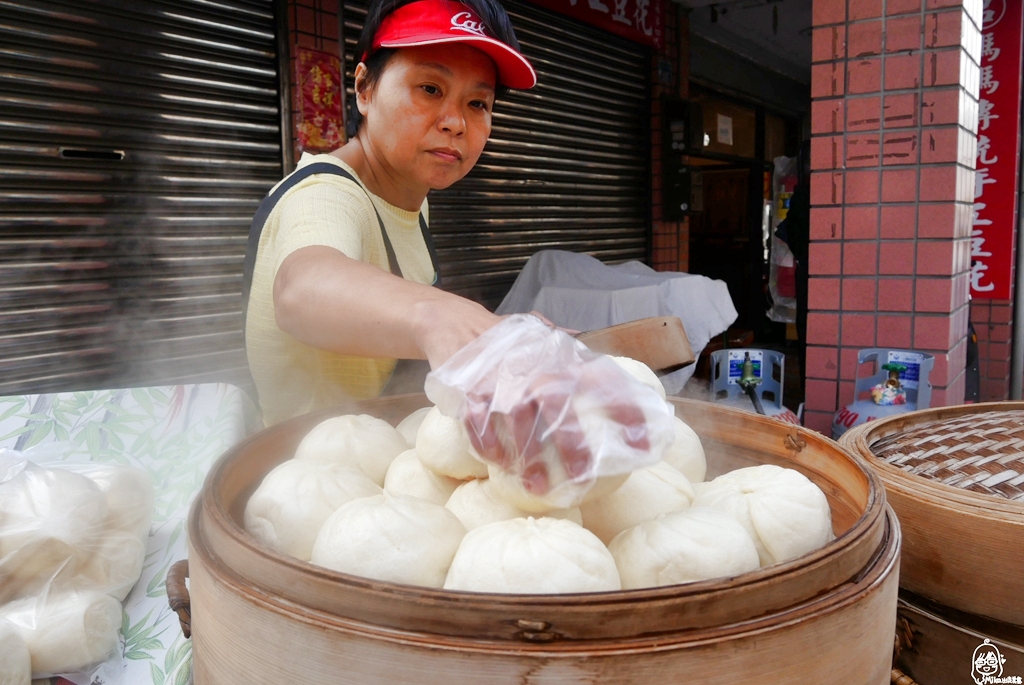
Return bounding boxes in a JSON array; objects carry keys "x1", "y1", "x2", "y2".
[{"x1": 496, "y1": 251, "x2": 738, "y2": 392}]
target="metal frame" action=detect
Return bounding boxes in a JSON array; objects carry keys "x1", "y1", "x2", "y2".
[
  {"x1": 644, "y1": 44, "x2": 655, "y2": 269},
  {"x1": 338, "y1": 0, "x2": 348, "y2": 142},
  {"x1": 1010, "y1": 94, "x2": 1024, "y2": 399},
  {"x1": 274, "y1": 0, "x2": 295, "y2": 174}
]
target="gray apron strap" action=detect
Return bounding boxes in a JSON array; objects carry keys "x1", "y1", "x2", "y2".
[
  {"x1": 241, "y1": 162, "x2": 441, "y2": 400},
  {"x1": 242, "y1": 163, "x2": 440, "y2": 327},
  {"x1": 381, "y1": 359, "x2": 432, "y2": 396}
]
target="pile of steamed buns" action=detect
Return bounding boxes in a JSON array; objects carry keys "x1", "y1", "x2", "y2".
[
  {"x1": 0, "y1": 463, "x2": 153, "y2": 681},
  {"x1": 244, "y1": 358, "x2": 835, "y2": 594}
]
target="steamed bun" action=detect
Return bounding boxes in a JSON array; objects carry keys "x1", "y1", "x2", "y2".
[
  {"x1": 610, "y1": 356, "x2": 666, "y2": 399},
  {"x1": 383, "y1": 449, "x2": 460, "y2": 506},
  {"x1": 0, "y1": 591, "x2": 121, "y2": 675},
  {"x1": 445, "y1": 517, "x2": 620, "y2": 594},
  {"x1": 486, "y1": 464, "x2": 627, "y2": 513},
  {"x1": 0, "y1": 618, "x2": 30, "y2": 685},
  {"x1": 76, "y1": 530, "x2": 146, "y2": 601},
  {"x1": 662, "y1": 417, "x2": 706, "y2": 483},
  {"x1": 0, "y1": 466, "x2": 107, "y2": 554},
  {"x1": 311, "y1": 494, "x2": 466, "y2": 588},
  {"x1": 0, "y1": 467, "x2": 108, "y2": 595},
  {"x1": 396, "y1": 407, "x2": 432, "y2": 446},
  {"x1": 294, "y1": 414, "x2": 408, "y2": 485},
  {"x1": 416, "y1": 407, "x2": 488, "y2": 480},
  {"x1": 78, "y1": 464, "x2": 155, "y2": 541},
  {"x1": 444, "y1": 478, "x2": 582, "y2": 530},
  {"x1": 692, "y1": 465, "x2": 834, "y2": 566},
  {"x1": 244, "y1": 460, "x2": 381, "y2": 561},
  {"x1": 579, "y1": 462, "x2": 695, "y2": 544},
  {"x1": 609, "y1": 507, "x2": 760, "y2": 589},
  {"x1": 0, "y1": 537, "x2": 79, "y2": 605}
]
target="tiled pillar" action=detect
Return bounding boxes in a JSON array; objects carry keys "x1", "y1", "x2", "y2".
[
  {"x1": 651, "y1": 6, "x2": 690, "y2": 272},
  {"x1": 803, "y1": 0, "x2": 981, "y2": 433},
  {"x1": 971, "y1": 298, "x2": 1013, "y2": 400}
]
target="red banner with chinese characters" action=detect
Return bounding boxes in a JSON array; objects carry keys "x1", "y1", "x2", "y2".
[
  {"x1": 294, "y1": 47, "x2": 344, "y2": 153},
  {"x1": 972, "y1": 0, "x2": 1023, "y2": 299},
  {"x1": 526, "y1": 0, "x2": 663, "y2": 48}
]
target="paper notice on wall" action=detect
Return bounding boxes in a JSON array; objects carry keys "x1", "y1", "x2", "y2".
[
  {"x1": 717, "y1": 114, "x2": 734, "y2": 146},
  {"x1": 294, "y1": 47, "x2": 344, "y2": 153}
]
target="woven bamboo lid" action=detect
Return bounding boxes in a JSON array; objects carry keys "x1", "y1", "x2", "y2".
[
  {"x1": 869, "y1": 410, "x2": 1024, "y2": 502},
  {"x1": 840, "y1": 402, "x2": 1024, "y2": 626}
]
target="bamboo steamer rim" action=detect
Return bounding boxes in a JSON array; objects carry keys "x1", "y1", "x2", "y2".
[
  {"x1": 841, "y1": 401, "x2": 1024, "y2": 521},
  {"x1": 190, "y1": 495, "x2": 901, "y2": 653},
  {"x1": 199, "y1": 396, "x2": 888, "y2": 609}
]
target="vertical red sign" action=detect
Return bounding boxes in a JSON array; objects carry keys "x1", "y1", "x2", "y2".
[
  {"x1": 525, "y1": 0, "x2": 663, "y2": 48},
  {"x1": 971, "y1": 0, "x2": 1024, "y2": 299}
]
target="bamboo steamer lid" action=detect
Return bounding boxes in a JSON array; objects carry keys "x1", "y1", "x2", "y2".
[
  {"x1": 841, "y1": 402, "x2": 1024, "y2": 626},
  {"x1": 184, "y1": 395, "x2": 900, "y2": 684}
]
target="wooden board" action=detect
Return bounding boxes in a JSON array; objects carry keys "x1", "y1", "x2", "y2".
[{"x1": 575, "y1": 317, "x2": 695, "y2": 372}]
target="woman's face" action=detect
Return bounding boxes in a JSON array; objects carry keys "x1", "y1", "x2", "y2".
[{"x1": 357, "y1": 43, "x2": 497, "y2": 191}]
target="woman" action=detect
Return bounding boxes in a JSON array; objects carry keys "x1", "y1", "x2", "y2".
[
  {"x1": 244, "y1": 0, "x2": 653, "y2": 492},
  {"x1": 245, "y1": 0, "x2": 535, "y2": 426}
]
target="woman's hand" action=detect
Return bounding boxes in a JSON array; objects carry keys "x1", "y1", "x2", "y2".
[{"x1": 410, "y1": 297, "x2": 502, "y2": 369}]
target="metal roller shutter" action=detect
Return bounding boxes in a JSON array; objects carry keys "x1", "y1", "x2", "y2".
[
  {"x1": 0, "y1": 0, "x2": 283, "y2": 395},
  {"x1": 343, "y1": 0, "x2": 650, "y2": 309}
]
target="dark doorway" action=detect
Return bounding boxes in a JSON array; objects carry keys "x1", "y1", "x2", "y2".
[{"x1": 688, "y1": 165, "x2": 765, "y2": 331}]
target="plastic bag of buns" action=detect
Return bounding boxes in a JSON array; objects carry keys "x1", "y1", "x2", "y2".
[
  {"x1": 0, "y1": 450, "x2": 153, "y2": 682},
  {"x1": 425, "y1": 314, "x2": 676, "y2": 510}
]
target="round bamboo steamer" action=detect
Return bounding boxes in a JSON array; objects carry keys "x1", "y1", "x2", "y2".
[
  {"x1": 187, "y1": 396, "x2": 900, "y2": 684},
  {"x1": 841, "y1": 402, "x2": 1024, "y2": 626}
]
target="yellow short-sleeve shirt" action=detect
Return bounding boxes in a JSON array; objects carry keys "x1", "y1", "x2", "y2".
[{"x1": 245, "y1": 153, "x2": 434, "y2": 425}]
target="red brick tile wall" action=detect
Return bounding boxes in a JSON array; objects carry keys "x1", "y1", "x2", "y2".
[
  {"x1": 804, "y1": 0, "x2": 981, "y2": 434},
  {"x1": 651, "y1": 6, "x2": 689, "y2": 272},
  {"x1": 971, "y1": 298, "x2": 1014, "y2": 400},
  {"x1": 286, "y1": 0, "x2": 342, "y2": 164}
]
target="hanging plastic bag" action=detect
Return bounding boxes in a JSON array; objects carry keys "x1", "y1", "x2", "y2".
[
  {"x1": 769, "y1": 155, "x2": 799, "y2": 323},
  {"x1": 0, "y1": 452, "x2": 153, "y2": 683},
  {"x1": 425, "y1": 314, "x2": 675, "y2": 510}
]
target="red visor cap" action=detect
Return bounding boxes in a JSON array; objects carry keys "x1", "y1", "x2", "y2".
[{"x1": 368, "y1": 0, "x2": 537, "y2": 89}]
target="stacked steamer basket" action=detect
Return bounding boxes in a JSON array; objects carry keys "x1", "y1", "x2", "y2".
[
  {"x1": 178, "y1": 395, "x2": 901, "y2": 685},
  {"x1": 842, "y1": 403, "x2": 1024, "y2": 684}
]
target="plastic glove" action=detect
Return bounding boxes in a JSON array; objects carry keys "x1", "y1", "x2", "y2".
[{"x1": 425, "y1": 315, "x2": 675, "y2": 507}]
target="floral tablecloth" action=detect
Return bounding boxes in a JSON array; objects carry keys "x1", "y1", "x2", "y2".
[{"x1": 0, "y1": 384, "x2": 261, "y2": 685}]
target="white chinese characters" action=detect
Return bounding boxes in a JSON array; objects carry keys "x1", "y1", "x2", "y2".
[
  {"x1": 970, "y1": 18, "x2": 1003, "y2": 294},
  {"x1": 567, "y1": 0, "x2": 652, "y2": 36}
]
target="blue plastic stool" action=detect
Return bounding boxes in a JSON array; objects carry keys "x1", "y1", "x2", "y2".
[
  {"x1": 831, "y1": 348, "x2": 934, "y2": 439},
  {"x1": 710, "y1": 349, "x2": 800, "y2": 425}
]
